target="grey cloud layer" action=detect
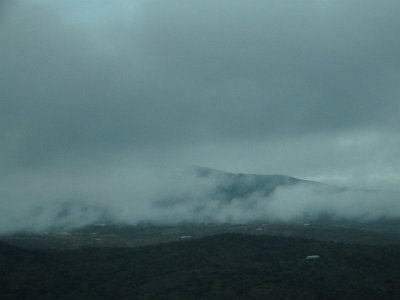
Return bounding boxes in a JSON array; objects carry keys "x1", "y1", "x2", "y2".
[
  {"x1": 2, "y1": 0, "x2": 400, "y2": 167},
  {"x1": 1, "y1": 0, "x2": 400, "y2": 231}
]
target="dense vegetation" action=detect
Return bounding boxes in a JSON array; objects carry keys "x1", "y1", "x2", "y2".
[{"x1": 1, "y1": 234, "x2": 400, "y2": 299}]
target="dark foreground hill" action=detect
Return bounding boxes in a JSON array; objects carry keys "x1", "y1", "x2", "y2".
[{"x1": 1, "y1": 234, "x2": 400, "y2": 300}]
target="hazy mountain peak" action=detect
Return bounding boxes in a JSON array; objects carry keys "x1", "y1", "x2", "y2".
[{"x1": 192, "y1": 166, "x2": 302, "y2": 182}]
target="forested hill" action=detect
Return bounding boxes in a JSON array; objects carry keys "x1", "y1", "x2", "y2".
[
  {"x1": 193, "y1": 167, "x2": 316, "y2": 199},
  {"x1": 1, "y1": 234, "x2": 400, "y2": 299},
  {"x1": 156, "y1": 167, "x2": 331, "y2": 209}
]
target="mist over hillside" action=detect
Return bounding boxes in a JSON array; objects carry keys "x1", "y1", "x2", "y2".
[
  {"x1": 0, "y1": 166, "x2": 398, "y2": 234},
  {"x1": 1, "y1": 0, "x2": 400, "y2": 235},
  {"x1": 153, "y1": 167, "x2": 397, "y2": 224}
]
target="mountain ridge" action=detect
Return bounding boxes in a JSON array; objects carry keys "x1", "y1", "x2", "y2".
[{"x1": 190, "y1": 166, "x2": 334, "y2": 200}]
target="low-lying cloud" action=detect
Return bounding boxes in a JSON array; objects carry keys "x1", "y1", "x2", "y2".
[
  {"x1": 1, "y1": 0, "x2": 400, "y2": 233},
  {"x1": 0, "y1": 166, "x2": 398, "y2": 234}
]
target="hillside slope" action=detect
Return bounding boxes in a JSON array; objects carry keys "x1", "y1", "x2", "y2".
[{"x1": 1, "y1": 234, "x2": 400, "y2": 299}]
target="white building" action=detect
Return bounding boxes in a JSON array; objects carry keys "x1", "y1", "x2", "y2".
[{"x1": 305, "y1": 255, "x2": 320, "y2": 260}]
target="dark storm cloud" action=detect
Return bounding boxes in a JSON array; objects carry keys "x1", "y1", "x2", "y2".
[
  {"x1": 134, "y1": 0, "x2": 400, "y2": 134},
  {"x1": 1, "y1": 0, "x2": 400, "y2": 232},
  {"x1": 2, "y1": 0, "x2": 400, "y2": 168}
]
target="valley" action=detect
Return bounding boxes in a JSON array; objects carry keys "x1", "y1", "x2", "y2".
[{"x1": 2, "y1": 220, "x2": 400, "y2": 250}]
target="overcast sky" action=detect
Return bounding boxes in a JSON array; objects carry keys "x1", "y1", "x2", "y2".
[{"x1": 1, "y1": 0, "x2": 400, "y2": 230}]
